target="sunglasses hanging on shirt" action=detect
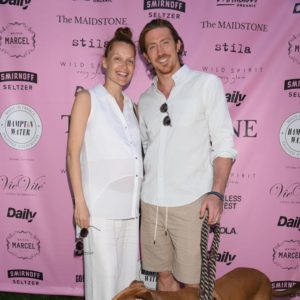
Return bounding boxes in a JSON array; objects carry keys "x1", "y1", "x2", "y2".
[{"x1": 160, "y1": 103, "x2": 172, "y2": 126}]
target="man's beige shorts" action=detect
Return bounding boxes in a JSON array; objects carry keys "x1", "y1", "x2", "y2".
[{"x1": 140, "y1": 198, "x2": 204, "y2": 284}]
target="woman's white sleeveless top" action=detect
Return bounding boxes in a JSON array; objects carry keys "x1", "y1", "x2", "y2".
[{"x1": 80, "y1": 84, "x2": 143, "y2": 219}]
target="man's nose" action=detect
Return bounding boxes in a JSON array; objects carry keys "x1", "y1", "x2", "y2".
[{"x1": 157, "y1": 44, "x2": 165, "y2": 56}]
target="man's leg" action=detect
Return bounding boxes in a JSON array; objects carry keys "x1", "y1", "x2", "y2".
[
  {"x1": 140, "y1": 201, "x2": 175, "y2": 290},
  {"x1": 157, "y1": 271, "x2": 180, "y2": 291},
  {"x1": 169, "y1": 198, "x2": 204, "y2": 288},
  {"x1": 142, "y1": 199, "x2": 204, "y2": 291}
]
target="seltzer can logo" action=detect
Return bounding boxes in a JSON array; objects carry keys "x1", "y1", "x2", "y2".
[
  {"x1": 273, "y1": 240, "x2": 300, "y2": 270},
  {"x1": 0, "y1": 104, "x2": 42, "y2": 150},
  {"x1": 0, "y1": 22, "x2": 35, "y2": 58},
  {"x1": 288, "y1": 33, "x2": 300, "y2": 65},
  {"x1": 7, "y1": 231, "x2": 40, "y2": 259},
  {"x1": 280, "y1": 113, "x2": 300, "y2": 159}
]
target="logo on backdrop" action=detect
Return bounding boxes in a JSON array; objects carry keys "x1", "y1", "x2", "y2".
[
  {"x1": 7, "y1": 231, "x2": 40, "y2": 259},
  {"x1": 277, "y1": 216, "x2": 300, "y2": 231},
  {"x1": 223, "y1": 194, "x2": 242, "y2": 209},
  {"x1": 7, "y1": 207, "x2": 37, "y2": 223},
  {"x1": 56, "y1": 15, "x2": 127, "y2": 26},
  {"x1": 59, "y1": 59, "x2": 102, "y2": 80},
  {"x1": 200, "y1": 20, "x2": 267, "y2": 32},
  {"x1": 0, "y1": 22, "x2": 35, "y2": 58},
  {"x1": 293, "y1": 3, "x2": 300, "y2": 14},
  {"x1": 288, "y1": 33, "x2": 300, "y2": 65},
  {"x1": 284, "y1": 78, "x2": 300, "y2": 99},
  {"x1": 75, "y1": 274, "x2": 84, "y2": 283},
  {"x1": 0, "y1": 104, "x2": 42, "y2": 150},
  {"x1": 0, "y1": 71, "x2": 38, "y2": 91},
  {"x1": 144, "y1": 0, "x2": 186, "y2": 19},
  {"x1": 216, "y1": 0, "x2": 258, "y2": 8},
  {"x1": 233, "y1": 119, "x2": 257, "y2": 138},
  {"x1": 228, "y1": 172, "x2": 256, "y2": 186},
  {"x1": 273, "y1": 240, "x2": 300, "y2": 270},
  {"x1": 226, "y1": 91, "x2": 247, "y2": 106},
  {"x1": 272, "y1": 281, "x2": 300, "y2": 291},
  {"x1": 215, "y1": 42, "x2": 251, "y2": 54},
  {"x1": 279, "y1": 113, "x2": 300, "y2": 159},
  {"x1": 269, "y1": 182, "x2": 300, "y2": 205},
  {"x1": 211, "y1": 226, "x2": 237, "y2": 235},
  {"x1": 8, "y1": 269, "x2": 43, "y2": 286},
  {"x1": 201, "y1": 65, "x2": 263, "y2": 85},
  {"x1": 0, "y1": 0, "x2": 31, "y2": 10},
  {"x1": 72, "y1": 37, "x2": 108, "y2": 49},
  {"x1": 0, "y1": 175, "x2": 46, "y2": 196},
  {"x1": 215, "y1": 250, "x2": 236, "y2": 265}
]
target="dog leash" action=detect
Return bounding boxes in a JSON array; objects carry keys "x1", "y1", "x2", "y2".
[{"x1": 200, "y1": 214, "x2": 221, "y2": 300}]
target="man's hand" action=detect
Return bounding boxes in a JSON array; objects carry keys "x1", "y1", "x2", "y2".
[{"x1": 199, "y1": 193, "x2": 223, "y2": 225}]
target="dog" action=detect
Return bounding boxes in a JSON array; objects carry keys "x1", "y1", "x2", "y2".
[
  {"x1": 213, "y1": 267, "x2": 300, "y2": 300},
  {"x1": 112, "y1": 280, "x2": 199, "y2": 299},
  {"x1": 112, "y1": 267, "x2": 300, "y2": 300}
]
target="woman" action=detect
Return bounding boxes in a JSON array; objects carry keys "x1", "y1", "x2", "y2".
[{"x1": 67, "y1": 27, "x2": 142, "y2": 300}]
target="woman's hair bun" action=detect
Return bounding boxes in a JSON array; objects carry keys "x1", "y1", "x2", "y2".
[
  {"x1": 114, "y1": 27, "x2": 133, "y2": 40},
  {"x1": 104, "y1": 27, "x2": 136, "y2": 58}
]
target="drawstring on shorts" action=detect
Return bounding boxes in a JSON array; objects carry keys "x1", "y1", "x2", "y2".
[{"x1": 153, "y1": 206, "x2": 169, "y2": 244}]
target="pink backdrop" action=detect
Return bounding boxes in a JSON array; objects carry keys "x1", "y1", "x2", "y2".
[{"x1": 0, "y1": 0, "x2": 299, "y2": 298}]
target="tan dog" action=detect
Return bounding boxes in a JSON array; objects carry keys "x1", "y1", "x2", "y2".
[
  {"x1": 213, "y1": 267, "x2": 300, "y2": 300},
  {"x1": 112, "y1": 280, "x2": 199, "y2": 299},
  {"x1": 113, "y1": 267, "x2": 300, "y2": 300}
]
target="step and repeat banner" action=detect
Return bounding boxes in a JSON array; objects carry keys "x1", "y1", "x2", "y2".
[{"x1": 0, "y1": 0, "x2": 299, "y2": 297}]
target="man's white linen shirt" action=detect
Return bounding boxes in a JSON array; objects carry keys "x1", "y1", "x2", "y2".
[{"x1": 138, "y1": 65, "x2": 237, "y2": 207}]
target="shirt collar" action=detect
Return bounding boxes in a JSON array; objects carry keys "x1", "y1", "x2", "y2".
[
  {"x1": 152, "y1": 64, "x2": 190, "y2": 88},
  {"x1": 98, "y1": 84, "x2": 130, "y2": 105}
]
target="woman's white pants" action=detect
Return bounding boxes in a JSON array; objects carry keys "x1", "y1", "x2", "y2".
[{"x1": 83, "y1": 217, "x2": 139, "y2": 300}]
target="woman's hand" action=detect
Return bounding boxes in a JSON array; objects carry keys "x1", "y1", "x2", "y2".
[{"x1": 74, "y1": 200, "x2": 90, "y2": 229}]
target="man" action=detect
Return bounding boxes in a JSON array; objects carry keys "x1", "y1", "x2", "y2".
[{"x1": 138, "y1": 19, "x2": 237, "y2": 292}]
